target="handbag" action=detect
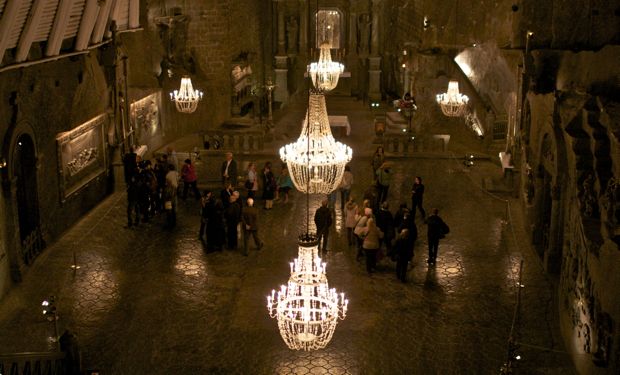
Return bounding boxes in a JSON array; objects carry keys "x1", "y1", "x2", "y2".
[{"x1": 244, "y1": 180, "x2": 253, "y2": 190}]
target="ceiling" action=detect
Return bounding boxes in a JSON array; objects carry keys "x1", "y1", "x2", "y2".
[{"x1": 0, "y1": 0, "x2": 140, "y2": 67}]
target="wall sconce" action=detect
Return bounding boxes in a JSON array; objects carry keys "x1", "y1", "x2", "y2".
[{"x1": 0, "y1": 158, "x2": 6, "y2": 169}]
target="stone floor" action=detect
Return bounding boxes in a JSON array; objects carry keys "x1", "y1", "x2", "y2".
[{"x1": 0, "y1": 96, "x2": 576, "y2": 374}]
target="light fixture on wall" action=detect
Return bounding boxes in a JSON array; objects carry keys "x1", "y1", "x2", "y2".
[
  {"x1": 436, "y1": 80, "x2": 469, "y2": 117},
  {"x1": 267, "y1": 235, "x2": 348, "y2": 351},
  {"x1": 279, "y1": 92, "x2": 352, "y2": 194},
  {"x1": 308, "y1": 43, "x2": 344, "y2": 92},
  {"x1": 169, "y1": 76, "x2": 203, "y2": 113}
]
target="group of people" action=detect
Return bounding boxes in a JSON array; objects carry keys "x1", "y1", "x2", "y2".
[
  {"x1": 336, "y1": 172, "x2": 449, "y2": 282},
  {"x1": 123, "y1": 145, "x2": 450, "y2": 278},
  {"x1": 123, "y1": 146, "x2": 196, "y2": 229}
]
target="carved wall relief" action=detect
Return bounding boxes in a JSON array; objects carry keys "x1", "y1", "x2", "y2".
[
  {"x1": 286, "y1": 16, "x2": 299, "y2": 53},
  {"x1": 579, "y1": 173, "x2": 599, "y2": 219},
  {"x1": 357, "y1": 13, "x2": 370, "y2": 55},
  {"x1": 560, "y1": 209, "x2": 616, "y2": 367},
  {"x1": 130, "y1": 93, "x2": 162, "y2": 146},
  {"x1": 601, "y1": 177, "x2": 619, "y2": 226},
  {"x1": 56, "y1": 114, "x2": 107, "y2": 201}
]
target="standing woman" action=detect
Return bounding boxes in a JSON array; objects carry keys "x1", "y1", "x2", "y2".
[
  {"x1": 344, "y1": 196, "x2": 358, "y2": 246},
  {"x1": 411, "y1": 176, "x2": 426, "y2": 220},
  {"x1": 277, "y1": 166, "x2": 294, "y2": 204},
  {"x1": 262, "y1": 162, "x2": 276, "y2": 209},
  {"x1": 181, "y1": 158, "x2": 200, "y2": 200},
  {"x1": 339, "y1": 165, "x2": 354, "y2": 210},
  {"x1": 246, "y1": 162, "x2": 259, "y2": 199},
  {"x1": 371, "y1": 146, "x2": 385, "y2": 180},
  {"x1": 362, "y1": 218, "x2": 383, "y2": 275}
]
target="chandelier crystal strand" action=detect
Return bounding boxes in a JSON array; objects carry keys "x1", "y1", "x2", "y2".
[
  {"x1": 267, "y1": 236, "x2": 348, "y2": 351},
  {"x1": 170, "y1": 76, "x2": 204, "y2": 113},
  {"x1": 436, "y1": 80, "x2": 469, "y2": 117},
  {"x1": 280, "y1": 93, "x2": 352, "y2": 194},
  {"x1": 308, "y1": 43, "x2": 344, "y2": 92}
]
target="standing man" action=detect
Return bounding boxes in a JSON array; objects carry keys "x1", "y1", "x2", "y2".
[
  {"x1": 376, "y1": 162, "x2": 392, "y2": 203},
  {"x1": 126, "y1": 173, "x2": 141, "y2": 228},
  {"x1": 411, "y1": 176, "x2": 426, "y2": 220},
  {"x1": 394, "y1": 229, "x2": 412, "y2": 282},
  {"x1": 224, "y1": 191, "x2": 242, "y2": 250},
  {"x1": 122, "y1": 146, "x2": 138, "y2": 185},
  {"x1": 376, "y1": 201, "x2": 395, "y2": 256},
  {"x1": 426, "y1": 208, "x2": 449, "y2": 265},
  {"x1": 241, "y1": 198, "x2": 263, "y2": 255},
  {"x1": 221, "y1": 152, "x2": 238, "y2": 188},
  {"x1": 314, "y1": 199, "x2": 333, "y2": 252}
]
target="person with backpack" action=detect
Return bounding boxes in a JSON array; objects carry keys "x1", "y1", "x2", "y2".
[
  {"x1": 375, "y1": 162, "x2": 392, "y2": 203},
  {"x1": 426, "y1": 208, "x2": 449, "y2": 265}
]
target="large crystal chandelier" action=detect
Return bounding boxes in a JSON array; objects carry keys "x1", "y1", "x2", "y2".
[
  {"x1": 169, "y1": 76, "x2": 203, "y2": 113},
  {"x1": 436, "y1": 80, "x2": 469, "y2": 117},
  {"x1": 280, "y1": 93, "x2": 352, "y2": 194},
  {"x1": 308, "y1": 43, "x2": 344, "y2": 92},
  {"x1": 267, "y1": 235, "x2": 348, "y2": 351}
]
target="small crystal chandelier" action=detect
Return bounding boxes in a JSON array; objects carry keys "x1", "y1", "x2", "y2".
[
  {"x1": 308, "y1": 43, "x2": 345, "y2": 92},
  {"x1": 267, "y1": 235, "x2": 348, "y2": 351},
  {"x1": 280, "y1": 93, "x2": 352, "y2": 194},
  {"x1": 170, "y1": 76, "x2": 203, "y2": 113},
  {"x1": 436, "y1": 80, "x2": 469, "y2": 117}
]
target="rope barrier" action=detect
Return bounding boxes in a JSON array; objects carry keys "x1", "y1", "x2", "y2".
[{"x1": 445, "y1": 153, "x2": 563, "y2": 372}]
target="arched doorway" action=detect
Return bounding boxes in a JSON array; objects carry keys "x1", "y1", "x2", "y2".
[
  {"x1": 534, "y1": 166, "x2": 553, "y2": 259},
  {"x1": 12, "y1": 134, "x2": 42, "y2": 264}
]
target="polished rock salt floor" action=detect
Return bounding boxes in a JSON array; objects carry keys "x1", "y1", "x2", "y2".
[{"x1": 0, "y1": 97, "x2": 575, "y2": 374}]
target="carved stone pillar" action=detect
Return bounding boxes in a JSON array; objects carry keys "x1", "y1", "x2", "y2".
[
  {"x1": 368, "y1": 56, "x2": 382, "y2": 102},
  {"x1": 370, "y1": 0, "x2": 381, "y2": 56},
  {"x1": 544, "y1": 183, "x2": 563, "y2": 274},
  {"x1": 274, "y1": 56, "x2": 289, "y2": 103},
  {"x1": 348, "y1": 11, "x2": 357, "y2": 57},
  {"x1": 299, "y1": 0, "x2": 308, "y2": 55},
  {"x1": 277, "y1": 3, "x2": 286, "y2": 55}
]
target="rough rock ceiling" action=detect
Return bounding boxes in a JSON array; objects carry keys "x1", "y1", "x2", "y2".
[{"x1": 0, "y1": 0, "x2": 140, "y2": 67}]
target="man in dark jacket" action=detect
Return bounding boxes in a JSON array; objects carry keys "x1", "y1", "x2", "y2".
[
  {"x1": 394, "y1": 229, "x2": 413, "y2": 282},
  {"x1": 221, "y1": 152, "x2": 238, "y2": 187},
  {"x1": 224, "y1": 191, "x2": 242, "y2": 250},
  {"x1": 122, "y1": 146, "x2": 138, "y2": 185},
  {"x1": 426, "y1": 208, "x2": 449, "y2": 265},
  {"x1": 376, "y1": 201, "x2": 395, "y2": 255},
  {"x1": 314, "y1": 199, "x2": 333, "y2": 252},
  {"x1": 241, "y1": 198, "x2": 263, "y2": 255},
  {"x1": 126, "y1": 173, "x2": 141, "y2": 228},
  {"x1": 411, "y1": 176, "x2": 426, "y2": 220}
]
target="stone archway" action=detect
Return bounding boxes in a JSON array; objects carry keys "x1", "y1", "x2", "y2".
[
  {"x1": 1, "y1": 120, "x2": 43, "y2": 281},
  {"x1": 12, "y1": 133, "x2": 43, "y2": 265},
  {"x1": 533, "y1": 125, "x2": 567, "y2": 274}
]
